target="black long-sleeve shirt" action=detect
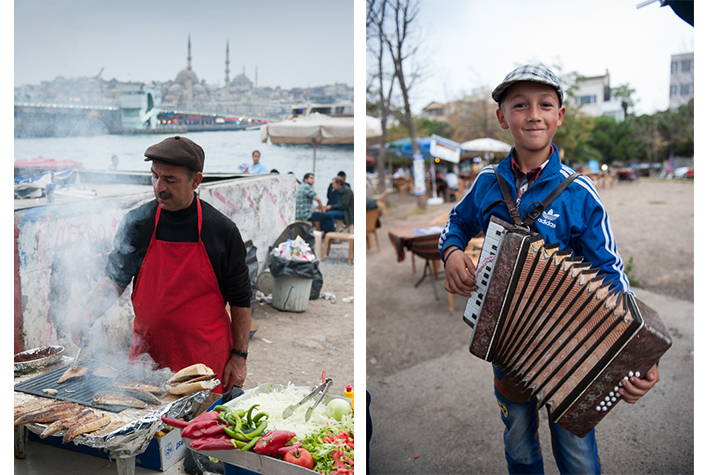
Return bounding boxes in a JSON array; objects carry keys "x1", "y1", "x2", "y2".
[{"x1": 105, "y1": 195, "x2": 251, "y2": 307}]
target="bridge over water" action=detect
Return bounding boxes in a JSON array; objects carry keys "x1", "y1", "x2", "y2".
[{"x1": 14, "y1": 101, "x2": 274, "y2": 138}]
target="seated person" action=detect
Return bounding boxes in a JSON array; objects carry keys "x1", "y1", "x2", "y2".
[
  {"x1": 295, "y1": 173, "x2": 334, "y2": 234},
  {"x1": 325, "y1": 177, "x2": 354, "y2": 230}
]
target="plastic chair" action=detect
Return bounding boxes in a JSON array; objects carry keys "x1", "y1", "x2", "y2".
[{"x1": 366, "y1": 208, "x2": 381, "y2": 252}]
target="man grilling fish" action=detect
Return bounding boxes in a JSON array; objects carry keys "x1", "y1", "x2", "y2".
[{"x1": 71, "y1": 136, "x2": 252, "y2": 394}]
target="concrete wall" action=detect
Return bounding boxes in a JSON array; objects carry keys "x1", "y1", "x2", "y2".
[{"x1": 14, "y1": 173, "x2": 298, "y2": 356}]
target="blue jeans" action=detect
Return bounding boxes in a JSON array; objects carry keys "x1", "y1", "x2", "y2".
[
  {"x1": 493, "y1": 367, "x2": 601, "y2": 475},
  {"x1": 327, "y1": 210, "x2": 344, "y2": 221},
  {"x1": 308, "y1": 212, "x2": 335, "y2": 234}
]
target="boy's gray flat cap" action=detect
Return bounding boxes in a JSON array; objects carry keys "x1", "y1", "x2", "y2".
[{"x1": 492, "y1": 65, "x2": 564, "y2": 104}]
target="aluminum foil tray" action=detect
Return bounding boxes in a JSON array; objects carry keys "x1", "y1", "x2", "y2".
[{"x1": 14, "y1": 346, "x2": 65, "y2": 373}]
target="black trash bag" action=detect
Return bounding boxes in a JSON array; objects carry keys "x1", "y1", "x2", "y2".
[
  {"x1": 268, "y1": 222, "x2": 323, "y2": 300},
  {"x1": 244, "y1": 240, "x2": 259, "y2": 311}
]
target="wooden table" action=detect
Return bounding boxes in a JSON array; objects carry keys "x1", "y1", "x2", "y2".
[{"x1": 388, "y1": 225, "x2": 445, "y2": 299}]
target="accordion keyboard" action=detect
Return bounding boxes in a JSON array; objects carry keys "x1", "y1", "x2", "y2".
[{"x1": 462, "y1": 219, "x2": 507, "y2": 330}]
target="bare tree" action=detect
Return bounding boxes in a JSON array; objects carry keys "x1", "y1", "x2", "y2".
[
  {"x1": 367, "y1": 0, "x2": 398, "y2": 197},
  {"x1": 380, "y1": 0, "x2": 427, "y2": 208}
]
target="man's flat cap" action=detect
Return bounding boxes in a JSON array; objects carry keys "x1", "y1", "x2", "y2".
[
  {"x1": 492, "y1": 65, "x2": 564, "y2": 105},
  {"x1": 144, "y1": 136, "x2": 204, "y2": 172}
]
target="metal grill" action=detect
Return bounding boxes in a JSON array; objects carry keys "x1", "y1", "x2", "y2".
[{"x1": 14, "y1": 360, "x2": 145, "y2": 413}]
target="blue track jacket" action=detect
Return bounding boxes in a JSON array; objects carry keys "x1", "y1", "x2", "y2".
[{"x1": 439, "y1": 145, "x2": 631, "y2": 293}]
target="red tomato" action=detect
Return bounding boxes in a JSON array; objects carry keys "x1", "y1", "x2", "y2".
[{"x1": 284, "y1": 447, "x2": 314, "y2": 469}]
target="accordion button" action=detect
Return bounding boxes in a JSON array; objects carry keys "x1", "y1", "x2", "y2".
[
  {"x1": 596, "y1": 406, "x2": 601, "y2": 411},
  {"x1": 605, "y1": 396, "x2": 610, "y2": 402},
  {"x1": 628, "y1": 371, "x2": 634, "y2": 378},
  {"x1": 602, "y1": 406, "x2": 608, "y2": 412},
  {"x1": 611, "y1": 397, "x2": 617, "y2": 402},
  {"x1": 635, "y1": 371, "x2": 641, "y2": 378},
  {"x1": 609, "y1": 392, "x2": 615, "y2": 397}
]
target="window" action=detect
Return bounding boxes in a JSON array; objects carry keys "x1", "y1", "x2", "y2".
[
  {"x1": 673, "y1": 60, "x2": 693, "y2": 73},
  {"x1": 575, "y1": 95, "x2": 597, "y2": 105},
  {"x1": 673, "y1": 84, "x2": 694, "y2": 96}
]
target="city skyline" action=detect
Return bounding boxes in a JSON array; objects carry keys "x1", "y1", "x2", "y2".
[{"x1": 15, "y1": 0, "x2": 355, "y2": 90}]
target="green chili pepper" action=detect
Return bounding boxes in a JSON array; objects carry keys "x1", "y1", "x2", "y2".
[
  {"x1": 234, "y1": 409, "x2": 246, "y2": 418},
  {"x1": 232, "y1": 415, "x2": 243, "y2": 432},
  {"x1": 223, "y1": 426, "x2": 250, "y2": 442},
  {"x1": 213, "y1": 405, "x2": 230, "y2": 413},
  {"x1": 230, "y1": 438, "x2": 247, "y2": 449},
  {"x1": 245, "y1": 404, "x2": 260, "y2": 426},
  {"x1": 237, "y1": 435, "x2": 260, "y2": 452},
  {"x1": 244, "y1": 420, "x2": 268, "y2": 440},
  {"x1": 225, "y1": 413, "x2": 236, "y2": 426},
  {"x1": 251, "y1": 412, "x2": 269, "y2": 424}
]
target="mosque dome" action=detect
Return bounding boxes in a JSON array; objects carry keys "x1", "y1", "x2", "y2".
[
  {"x1": 230, "y1": 73, "x2": 253, "y2": 90},
  {"x1": 176, "y1": 68, "x2": 199, "y2": 86}
]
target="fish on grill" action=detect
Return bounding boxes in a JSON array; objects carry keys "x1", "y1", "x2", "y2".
[
  {"x1": 14, "y1": 401, "x2": 83, "y2": 426},
  {"x1": 112, "y1": 379, "x2": 165, "y2": 396},
  {"x1": 57, "y1": 365, "x2": 89, "y2": 384},
  {"x1": 62, "y1": 413, "x2": 112, "y2": 444},
  {"x1": 92, "y1": 390, "x2": 147, "y2": 409},
  {"x1": 92, "y1": 364, "x2": 120, "y2": 379},
  {"x1": 118, "y1": 388, "x2": 162, "y2": 405},
  {"x1": 40, "y1": 408, "x2": 95, "y2": 439}
]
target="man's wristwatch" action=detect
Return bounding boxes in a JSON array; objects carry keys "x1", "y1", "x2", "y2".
[{"x1": 231, "y1": 349, "x2": 248, "y2": 359}]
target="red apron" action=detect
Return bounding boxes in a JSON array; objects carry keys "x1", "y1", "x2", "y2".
[{"x1": 129, "y1": 199, "x2": 232, "y2": 386}]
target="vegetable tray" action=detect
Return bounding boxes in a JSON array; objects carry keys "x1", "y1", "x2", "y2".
[{"x1": 188, "y1": 383, "x2": 350, "y2": 474}]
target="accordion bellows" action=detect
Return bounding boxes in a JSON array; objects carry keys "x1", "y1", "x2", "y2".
[{"x1": 465, "y1": 216, "x2": 672, "y2": 437}]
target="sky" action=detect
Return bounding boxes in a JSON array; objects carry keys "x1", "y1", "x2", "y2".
[
  {"x1": 14, "y1": 0, "x2": 355, "y2": 89},
  {"x1": 373, "y1": 0, "x2": 695, "y2": 116}
]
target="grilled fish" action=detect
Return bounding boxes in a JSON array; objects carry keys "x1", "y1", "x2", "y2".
[
  {"x1": 58, "y1": 365, "x2": 89, "y2": 383},
  {"x1": 119, "y1": 388, "x2": 161, "y2": 405},
  {"x1": 14, "y1": 399, "x2": 52, "y2": 418},
  {"x1": 62, "y1": 413, "x2": 112, "y2": 444},
  {"x1": 92, "y1": 391, "x2": 147, "y2": 409},
  {"x1": 40, "y1": 408, "x2": 95, "y2": 439},
  {"x1": 14, "y1": 401, "x2": 83, "y2": 426},
  {"x1": 112, "y1": 379, "x2": 165, "y2": 396},
  {"x1": 92, "y1": 364, "x2": 119, "y2": 379}
]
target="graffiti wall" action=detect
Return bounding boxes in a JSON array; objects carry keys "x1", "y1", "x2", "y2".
[{"x1": 14, "y1": 173, "x2": 298, "y2": 355}]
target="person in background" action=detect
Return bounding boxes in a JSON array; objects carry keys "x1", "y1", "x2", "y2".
[
  {"x1": 109, "y1": 154, "x2": 119, "y2": 171},
  {"x1": 325, "y1": 177, "x2": 354, "y2": 230},
  {"x1": 295, "y1": 172, "x2": 335, "y2": 234},
  {"x1": 72, "y1": 136, "x2": 252, "y2": 396},
  {"x1": 247, "y1": 150, "x2": 267, "y2": 174},
  {"x1": 445, "y1": 167, "x2": 460, "y2": 202},
  {"x1": 327, "y1": 171, "x2": 350, "y2": 205}
]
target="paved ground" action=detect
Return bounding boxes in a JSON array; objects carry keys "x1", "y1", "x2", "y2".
[{"x1": 366, "y1": 179, "x2": 694, "y2": 474}]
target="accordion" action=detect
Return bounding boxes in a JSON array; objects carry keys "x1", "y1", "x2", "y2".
[{"x1": 463, "y1": 216, "x2": 672, "y2": 437}]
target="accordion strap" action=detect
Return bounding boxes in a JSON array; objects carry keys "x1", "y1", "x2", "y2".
[{"x1": 488, "y1": 165, "x2": 580, "y2": 228}]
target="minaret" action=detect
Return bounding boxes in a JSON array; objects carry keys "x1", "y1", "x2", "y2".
[
  {"x1": 187, "y1": 35, "x2": 192, "y2": 70},
  {"x1": 255, "y1": 65, "x2": 258, "y2": 89},
  {"x1": 225, "y1": 40, "x2": 230, "y2": 86}
]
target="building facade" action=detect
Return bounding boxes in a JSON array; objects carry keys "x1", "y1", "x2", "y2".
[
  {"x1": 669, "y1": 52, "x2": 694, "y2": 111},
  {"x1": 573, "y1": 71, "x2": 624, "y2": 121}
]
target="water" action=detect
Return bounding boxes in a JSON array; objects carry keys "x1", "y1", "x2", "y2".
[{"x1": 14, "y1": 130, "x2": 354, "y2": 199}]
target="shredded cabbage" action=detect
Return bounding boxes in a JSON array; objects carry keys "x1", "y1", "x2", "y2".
[{"x1": 224, "y1": 383, "x2": 352, "y2": 439}]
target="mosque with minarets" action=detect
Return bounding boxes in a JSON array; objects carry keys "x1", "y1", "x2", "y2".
[{"x1": 158, "y1": 36, "x2": 352, "y2": 118}]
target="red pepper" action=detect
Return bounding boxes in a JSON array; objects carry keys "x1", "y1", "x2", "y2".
[
  {"x1": 201, "y1": 423, "x2": 229, "y2": 437},
  {"x1": 161, "y1": 416, "x2": 189, "y2": 429},
  {"x1": 273, "y1": 442, "x2": 302, "y2": 458},
  {"x1": 182, "y1": 413, "x2": 221, "y2": 439},
  {"x1": 252, "y1": 430, "x2": 297, "y2": 455},
  {"x1": 190, "y1": 435, "x2": 235, "y2": 451}
]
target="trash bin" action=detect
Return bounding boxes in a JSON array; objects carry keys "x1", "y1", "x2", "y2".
[
  {"x1": 272, "y1": 274, "x2": 313, "y2": 312},
  {"x1": 269, "y1": 248, "x2": 319, "y2": 313}
]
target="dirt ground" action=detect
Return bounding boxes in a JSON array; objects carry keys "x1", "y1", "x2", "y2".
[
  {"x1": 244, "y1": 244, "x2": 355, "y2": 394},
  {"x1": 365, "y1": 178, "x2": 694, "y2": 474}
]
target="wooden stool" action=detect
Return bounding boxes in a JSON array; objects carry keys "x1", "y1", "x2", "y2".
[{"x1": 323, "y1": 232, "x2": 355, "y2": 264}]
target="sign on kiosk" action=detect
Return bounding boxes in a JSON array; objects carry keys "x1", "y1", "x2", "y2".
[{"x1": 430, "y1": 135, "x2": 461, "y2": 163}]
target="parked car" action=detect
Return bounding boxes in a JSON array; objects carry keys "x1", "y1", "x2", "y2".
[{"x1": 673, "y1": 166, "x2": 691, "y2": 179}]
